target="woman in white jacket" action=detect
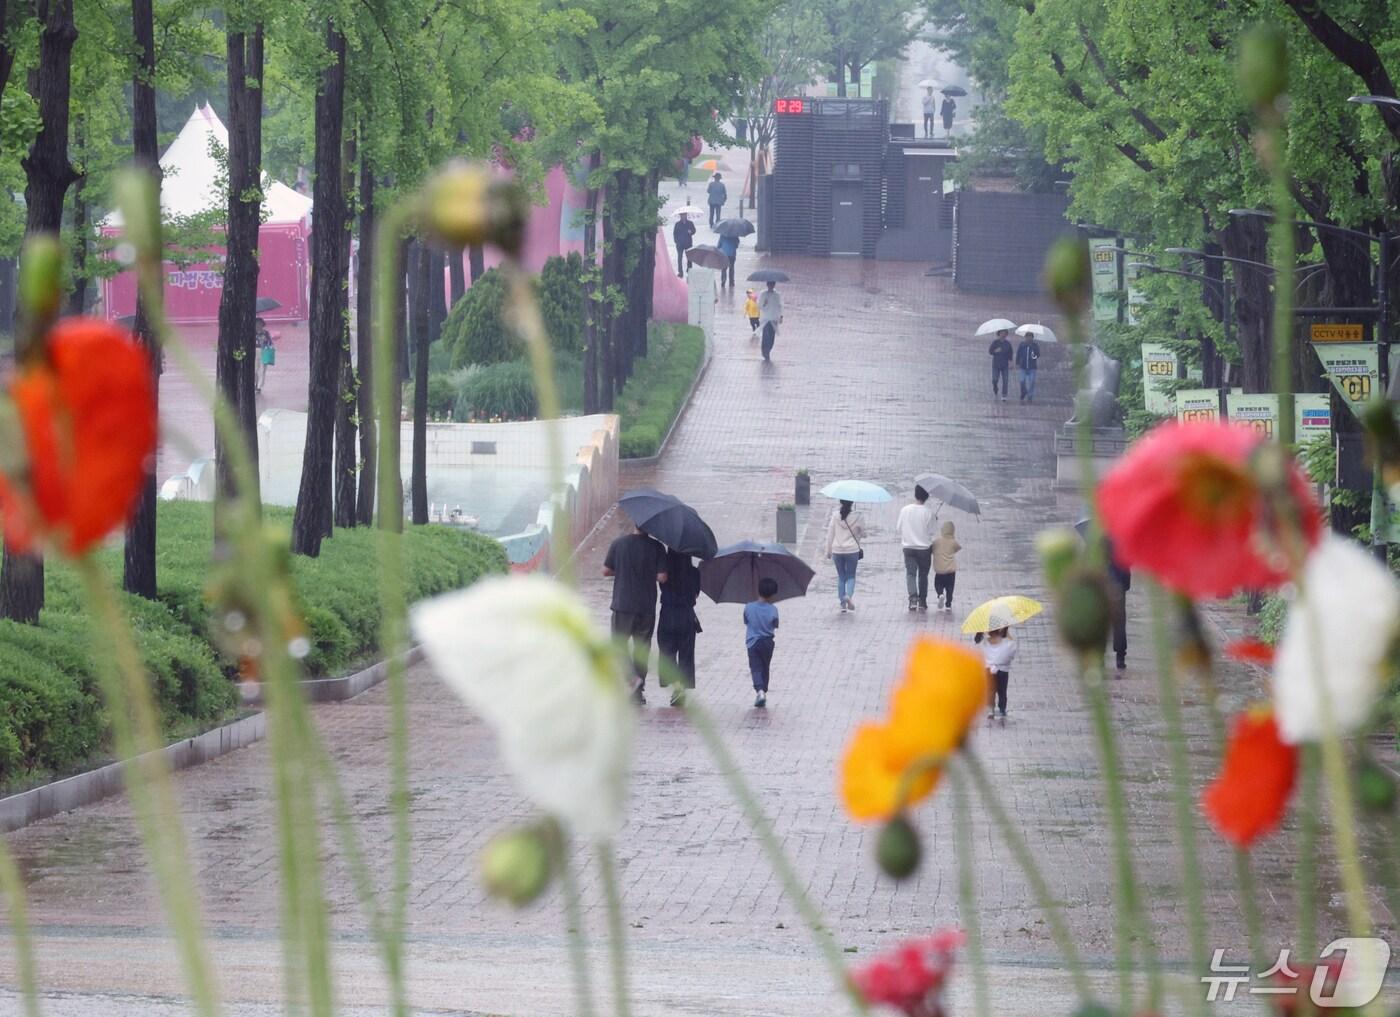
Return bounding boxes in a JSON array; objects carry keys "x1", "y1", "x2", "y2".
[{"x1": 825, "y1": 499, "x2": 866, "y2": 613}]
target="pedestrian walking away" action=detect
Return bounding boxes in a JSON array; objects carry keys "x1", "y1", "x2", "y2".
[
  {"x1": 980, "y1": 627, "x2": 1017, "y2": 720},
  {"x1": 743, "y1": 577, "x2": 780, "y2": 708},
  {"x1": 255, "y1": 317, "x2": 277, "y2": 394},
  {"x1": 922, "y1": 87, "x2": 936, "y2": 138},
  {"x1": 1015, "y1": 330, "x2": 1041, "y2": 402},
  {"x1": 658, "y1": 549, "x2": 703, "y2": 704},
  {"x1": 824, "y1": 499, "x2": 866, "y2": 612},
  {"x1": 743, "y1": 288, "x2": 760, "y2": 334},
  {"x1": 673, "y1": 212, "x2": 696, "y2": 278},
  {"x1": 897, "y1": 485, "x2": 938, "y2": 611},
  {"x1": 940, "y1": 94, "x2": 957, "y2": 136},
  {"x1": 603, "y1": 525, "x2": 669, "y2": 704},
  {"x1": 717, "y1": 232, "x2": 740, "y2": 289},
  {"x1": 988, "y1": 328, "x2": 1013, "y2": 400},
  {"x1": 1107, "y1": 544, "x2": 1131, "y2": 672},
  {"x1": 758, "y1": 281, "x2": 783, "y2": 359},
  {"x1": 707, "y1": 172, "x2": 727, "y2": 228},
  {"x1": 931, "y1": 519, "x2": 961, "y2": 611}
]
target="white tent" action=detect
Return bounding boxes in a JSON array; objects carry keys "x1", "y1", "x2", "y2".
[{"x1": 105, "y1": 104, "x2": 311, "y2": 226}]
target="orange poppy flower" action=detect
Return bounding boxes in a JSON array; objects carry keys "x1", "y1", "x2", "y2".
[
  {"x1": 1098, "y1": 422, "x2": 1321, "y2": 599},
  {"x1": 0, "y1": 318, "x2": 156, "y2": 556},
  {"x1": 1223, "y1": 638, "x2": 1275, "y2": 667},
  {"x1": 1201, "y1": 706, "x2": 1297, "y2": 847},
  {"x1": 840, "y1": 638, "x2": 986, "y2": 822}
]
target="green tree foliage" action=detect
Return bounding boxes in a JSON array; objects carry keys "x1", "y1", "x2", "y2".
[
  {"x1": 801, "y1": 0, "x2": 925, "y2": 95},
  {"x1": 538, "y1": 251, "x2": 586, "y2": 355},
  {"x1": 446, "y1": 255, "x2": 587, "y2": 368}
]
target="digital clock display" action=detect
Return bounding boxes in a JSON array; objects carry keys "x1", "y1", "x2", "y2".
[{"x1": 774, "y1": 98, "x2": 805, "y2": 114}]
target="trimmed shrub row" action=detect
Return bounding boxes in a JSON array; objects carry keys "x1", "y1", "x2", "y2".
[{"x1": 616, "y1": 322, "x2": 706, "y2": 458}]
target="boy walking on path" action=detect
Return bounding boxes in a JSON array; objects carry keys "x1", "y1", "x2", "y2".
[
  {"x1": 897, "y1": 485, "x2": 937, "y2": 611},
  {"x1": 743, "y1": 577, "x2": 780, "y2": 708},
  {"x1": 931, "y1": 520, "x2": 961, "y2": 611},
  {"x1": 988, "y1": 328, "x2": 1013, "y2": 401},
  {"x1": 707, "y1": 173, "x2": 727, "y2": 227},
  {"x1": 1015, "y1": 331, "x2": 1041, "y2": 402},
  {"x1": 603, "y1": 526, "x2": 669, "y2": 705}
]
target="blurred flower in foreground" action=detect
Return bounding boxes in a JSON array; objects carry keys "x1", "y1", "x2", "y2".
[
  {"x1": 840, "y1": 638, "x2": 985, "y2": 821},
  {"x1": 850, "y1": 929, "x2": 963, "y2": 1017},
  {"x1": 0, "y1": 318, "x2": 156, "y2": 555},
  {"x1": 411, "y1": 574, "x2": 633, "y2": 839},
  {"x1": 1201, "y1": 706, "x2": 1297, "y2": 847},
  {"x1": 1274, "y1": 534, "x2": 1400, "y2": 744},
  {"x1": 1098, "y1": 422, "x2": 1320, "y2": 599},
  {"x1": 1223, "y1": 638, "x2": 1275, "y2": 667}
]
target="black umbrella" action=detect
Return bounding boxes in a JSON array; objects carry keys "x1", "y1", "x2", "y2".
[
  {"x1": 255, "y1": 296, "x2": 282, "y2": 312},
  {"x1": 714, "y1": 218, "x2": 755, "y2": 238},
  {"x1": 940, "y1": 85, "x2": 968, "y2": 97},
  {"x1": 700, "y1": 540, "x2": 815, "y2": 605},
  {"x1": 618, "y1": 489, "x2": 718, "y2": 559},
  {"x1": 686, "y1": 245, "x2": 729, "y2": 270},
  {"x1": 747, "y1": 269, "x2": 790, "y2": 283}
]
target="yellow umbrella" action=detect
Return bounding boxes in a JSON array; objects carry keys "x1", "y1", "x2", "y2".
[
  {"x1": 961, "y1": 595, "x2": 1043, "y2": 634},
  {"x1": 698, "y1": 158, "x2": 720, "y2": 171}
]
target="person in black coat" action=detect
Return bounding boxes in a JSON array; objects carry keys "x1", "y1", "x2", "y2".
[
  {"x1": 1107, "y1": 544, "x2": 1131, "y2": 672},
  {"x1": 673, "y1": 213, "x2": 696, "y2": 278},
  {"x1": 707, "y1": 173, "x2": 727, "y2": 227},
  {"x1": 657, "y1": 549, "x2": 703, "y2": 703},
  {"x1": 988, "y1": 329, "x2": 1014, "y2": 400},
  {"x1": 1015, "y1": 333, "x2": 1041, "y2": 402}
]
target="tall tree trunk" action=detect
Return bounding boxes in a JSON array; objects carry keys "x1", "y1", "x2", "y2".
[
  {"x1": 468, "y1": 245, "x2": 485, "y2": 283},
  {"x1": 428, "y1": 248, "x2": 445, "y2": 343},
  {"x1": 333, "y1": 133, "x2": 357, "y2": 529},
  {"x1": 292, "y1": 22, "x2": 347, "y2": 557},
  {"x1": 354, "y1": 159, "x2": 377, "y2": 525},
  {"x1": 599, "y1": 176, "x2": 617, "y2": 410},
  {"x1": 835, "y1": 48, "x2": 847, "y2": 96},
  {"x1": 1220, "y1": 217, "x2": 1273, "y2": 394},
  {"x1": 449, "y1": 250, "x2": 465, "y2": 307},
  {"x1": 2, "y1": 0, "x2": 79, "y2": 625},
  {"x1": 0, "y1": 0, "x2": 16, "y2": 102},
  {"x1": 377, "y1": 236, "x2": 408, "y2": 531},
  {"x1": 410, "y1": 241, "x2": 430, "y2": 525},
  {"x1": 67, "y1": 156, "x2": 87, "y2": 315},
  {"x1": 123, "y1": 0, "x2": 161, "y2": 599},
  {"x1": 215, "y1": 23, "x2": 265, "y2": 509},
  {"x1": 581, "y1": 154, "x2": 601, "y2": 413},
  {"x1": 640, "y1": 168, "x2": 659, "y2": 357}
]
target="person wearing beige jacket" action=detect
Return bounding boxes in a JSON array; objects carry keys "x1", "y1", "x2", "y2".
[
  {"x1": 931, "y1": 520, "x2": 962, "y2": 612},
  {"x1": 824, "y1": 500, "x2": 865, "y2": 613}
]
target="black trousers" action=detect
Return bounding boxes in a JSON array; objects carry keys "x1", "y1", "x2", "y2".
[
  {"x1": 657, "y1": 615, "x2": 697, "y2": 688},
  {"x1": 934, "y1": 571, "x2": 956, "y2": 606},
  {"x1": 722, "y1": 255, "x2": 735, "y2": 288},
  {"x1": 611, "y1": 610, "x2": 654, "y2": 686},
  {"x1": 990, "y1": 670, "x2": 1009, "y2": 713},
  {"x1": 992, "y1": 361, "x2": 1010, "y2": 395},
  {"x1": 1111, "y1": 585, "x2": 1128, "y2": 658},
  {"x1": 761, "y1": 321, "x2": 776, "y2": 358},
  {"x1": 709, "y1": 202, "x2": 722, "y2": 227},
  {"x1": 747, "y1": 637, "x2": 774, "y2": 692}
]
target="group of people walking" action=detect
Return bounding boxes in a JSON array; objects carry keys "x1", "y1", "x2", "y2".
[
  {"x1": 987, "y1": 326, "x2": 1041, "y2": 402},
  {"x1": 826, "y1": 485, "x2": 961, "y2": 614}
]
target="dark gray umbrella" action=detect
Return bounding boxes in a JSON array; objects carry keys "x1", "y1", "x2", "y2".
[
  {"x1": 941, "y1": 85, "x2": 968, "y2": 97},
  {"x1": 686, "y1": 245, "x2": 729, "y2": 269},
  {"x1": 700, "y1": 540, "x2": 814, "y2": 604},
  {"x1": 747, "y1": 269, "x2": 790, "y2": 283},
  {"x1": 714, "y1": 218, "x2": 755, "y2": 238},
  {"x1": 255, "y1": 296, "x2": 282, "y2": 312},
  {"x1": 913, "y1": 473, "x2": 980, "y2": 517},
  {"x1": 618, "y1": 489, "x2": 718, "y2": 559}
]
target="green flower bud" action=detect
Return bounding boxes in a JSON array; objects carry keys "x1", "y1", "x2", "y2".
[
  {"x1": 481, "y1": 824, "x2": 554, "y2": 906},
  {"x1": 1043, "y1": 237, "x2": 1092, "y2": 318},
  {"x1": 486, "y1": 178, "x2": 530, "y2": 259},
  {"x1": 113, "y1": 167, "x2": 163, "y2": 265},
  {"x1": 19, "y1": 234, "x2": 64, "y2": 328},
  {"x1": 1037, "y1": 526, "x2": 1081, "y2": 590},
  {"x1": 1238, "y1": 24, "x2": 1288, "y2": 112},
  {"x1": 421, "y1": 163, "x2": 529, "y2": 257},
  {"x1": 876, "y1": 814, "x2": 921, "y2": 880},
  {"x1": 1057, "y1": 568, "x2": 1111, "y2": 653},
  {"x1": 1355, "y1": 758, "x2": 1396, "y2": 813}
]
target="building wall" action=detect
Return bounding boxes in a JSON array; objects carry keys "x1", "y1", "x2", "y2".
[{"x1": 953, "y1": 190, "x2": 1073, "y2": 294}]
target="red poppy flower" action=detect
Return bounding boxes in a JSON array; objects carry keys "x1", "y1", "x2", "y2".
[
  {"x1": 1098, "y1": 422, "x2": 1320, "y2": 598},
  {"x1": 1224, "y1": 638, "x2": 1276, "y2": 666},
  {"x1": 1201, "y1": 706, "x2": 1298, "y2": 847},
  {"x1": 0, "y1": 318, "x2": 156, "y2": 556},
  {"x1": 850, "y1": 929, "x2": 963, "y2": 1016}
]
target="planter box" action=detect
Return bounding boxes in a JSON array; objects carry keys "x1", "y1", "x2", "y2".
[
  {"x1": 795, "y1": 473, "x2": 810, "y2": 505},
  {"x1": 776, "y1": 506, "x2": 798, "y2": 544}
]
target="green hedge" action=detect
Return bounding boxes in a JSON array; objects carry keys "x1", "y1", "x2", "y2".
[
  {"x1": 617, "y1": 322, "x2": 706, "y2": 458},
  {"x1": 0, "y1": 502, "x2": 507, "y2": 785}
]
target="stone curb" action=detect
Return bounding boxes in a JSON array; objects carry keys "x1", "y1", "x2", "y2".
[
  {"x1": 620, "y1": 331, "x2": 714, "y2": 468},
  {"x1": 0, "y1": 647, "x2": 423, "y2": 834}
]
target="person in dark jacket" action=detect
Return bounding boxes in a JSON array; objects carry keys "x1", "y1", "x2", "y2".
[
  {"x1": 1107, "y1": 545, "x2": 1131, "y2": 672},
  {"x1": 657, "y1": 549, "x2": 703, "y2": 704},
  {"x1": 988, "y1": 329, "x2": 1014, "y2": 400},
  {"x1": 717, "y1": 232, "x2": 740, "y2": 289},
  {"x1": 707, "y1": 173, "x2": 727, "y2": 227},
  {"x1": 673, "y1": 212, "x2": 696, "y2": 277},
  {"x1": 1015, "y1": 331, "x2": 1041, "y2": 402},
  {"x1": 940, "y1": 95, "x2": 957, "y2": 136}
]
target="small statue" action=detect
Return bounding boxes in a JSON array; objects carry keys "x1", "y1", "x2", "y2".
[{"x1": 1066, "y1": 345, "x2": 1124, "y2": 429}]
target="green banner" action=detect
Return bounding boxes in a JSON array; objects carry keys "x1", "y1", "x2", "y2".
[
  {"x1": 1311, "y1": 342, "x2": 1379, "y2": 409},
  {"x1": 1090, "y1": 239, "x2": 1121, "y2": 323},
  {"x1": 1140, "y1": 342, "x2": 1178, "y2": 415}
]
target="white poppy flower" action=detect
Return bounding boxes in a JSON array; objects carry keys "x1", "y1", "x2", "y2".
[
  {"x1": 411, "y1": 574, "x2": 633, "y2": 839},
  {"x1": 1274, "y1": 534, "x2": 1400, "y2": 744}
]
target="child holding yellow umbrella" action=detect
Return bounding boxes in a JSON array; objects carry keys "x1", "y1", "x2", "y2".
[{"x1": 963, "y1": 595, "x2": 1043, "y2": 723}]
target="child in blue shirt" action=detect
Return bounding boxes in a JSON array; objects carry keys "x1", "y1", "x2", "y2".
[{"x1": 743, "y1": 577, "x2": 780, "y2": 708}]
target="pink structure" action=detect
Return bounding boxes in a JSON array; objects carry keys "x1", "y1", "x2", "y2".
[{"x1": 470, "y1": 164, "x2": 687, "y2": 323}]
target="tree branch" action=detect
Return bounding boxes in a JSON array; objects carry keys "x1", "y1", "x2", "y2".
[
  {"x1": 1279, "y1": 0, "x2": 1400, "y2": 141},
  {"x1": 1049, "y1": 51, "x2": 1157, "y2": 174},
  {"x1": 1076, "y1": 23, "x2": 1167, "y2": 143}
]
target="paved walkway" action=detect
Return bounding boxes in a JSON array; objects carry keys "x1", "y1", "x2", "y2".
[{"x1": 0, "y1": 225, "x2": 1375, "y2": 1015}]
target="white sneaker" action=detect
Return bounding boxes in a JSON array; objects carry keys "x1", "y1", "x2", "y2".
[
  {"x1": 936, "y1": 594, "x2": 944, "y2": 609},
  {"x1": 846, "y1": 597, "x2": 855, "y2": 611}
]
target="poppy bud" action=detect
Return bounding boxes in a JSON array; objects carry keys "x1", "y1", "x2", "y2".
[
  {"x1": 422, "y1": 161, "x2": 529, "y2": 257},
  {"x1": 876, "y1": 814, "x2": 921, "y2": 880},
  {"x1": 480, "y1": 823, "x2": 555, "y2": 906},
  {"x1": 18, "y1": 234, "x2": 64, "y2": 331},
  {"x1": 1037, "y1": 526, "x2": 1080, "y2": 590},
  {"x1": 1043, "y1": 237, "x2": 1092, "y2": 318},
  {"x1": 1355, "y1": 758, "x2": 1396, "y2": 813},
  {"x1": 1057, "y1": 568, "x2": 1111, "y2": 652},
  {"x1": 1238, "y1": 24, "x2": 1288, "y2": 114}
]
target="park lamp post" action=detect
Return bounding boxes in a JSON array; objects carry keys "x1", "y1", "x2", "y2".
[{"x1": 1130, "y1": 261, "x2": 1231, "y2": 410}]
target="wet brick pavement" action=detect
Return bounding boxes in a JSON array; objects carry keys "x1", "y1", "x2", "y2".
[{"x1": 0, "y1": 220, "x2": 1385, "y2": 1016}]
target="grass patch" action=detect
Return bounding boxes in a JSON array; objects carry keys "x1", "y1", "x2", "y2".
[
  {"x1": 616, "y1": 321, "x2": 706, "y2": 458},
  {"x1": 0, "y1": 501, "x2": 507, "y2": 785}
]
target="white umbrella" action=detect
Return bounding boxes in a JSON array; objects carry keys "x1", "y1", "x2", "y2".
[
  {"x1": 975, "y1": 318, "x2": 1018, "y2": 337},
  {"x1": 1016, "y1": 323, "x2": 1058, "y2": 342},
  {"x1": 669, "y1": 205, "x2": 706, "y2": 219},
  {"x1": 917, "y1": 78, "x2": 941, "y2": 89}
]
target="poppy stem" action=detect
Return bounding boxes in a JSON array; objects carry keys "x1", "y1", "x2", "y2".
[
  {"x1": 558, "y1": 843, "x2": 598, "y2": 1017},
  {"x1": 1296, "y1": 746, "x2": 1319, "y2": 965},
  {"x1": 673, "y1": 676, "x2": 870, "y2": 1016},
  {"x1": 597, "y1": 842, "x2": 632, "y2": 1017},
  {"x1": 959, "y1": 751, "x2": 1092, "y2": 1002},
  {"x1": 949, "y1": 769, "x2": 991, "y2": 1017},
  {"x1": 0, "y1": 835, "x2": 40, "y2": 1017}
]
